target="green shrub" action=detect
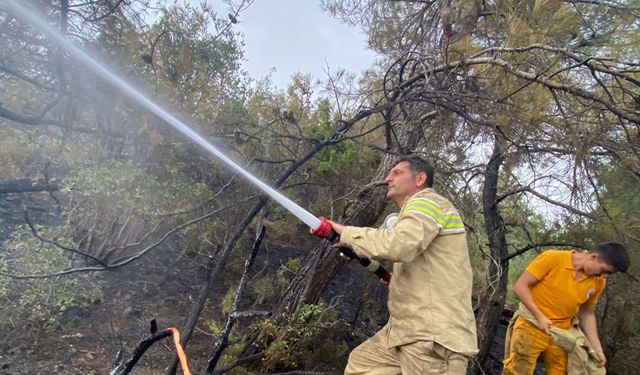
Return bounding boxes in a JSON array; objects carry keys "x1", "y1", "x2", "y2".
[
  {"x1": 276, "y1": 257, "x2": 302, "y2": 287},
  {"x1": 256, "y1": 301, "x2": 343, "y2": 371},
  {"x1": 251, "y1": 276, "x2": 275, "y2": 305},
  {"x1": 0, "y1": 225, "x2": 97, "y2": 333},
  {"x1": 221, "y1": 287, "x2": 237, "y2": 315}
]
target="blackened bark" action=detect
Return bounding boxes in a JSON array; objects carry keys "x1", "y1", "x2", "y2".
[
  {"x1": 275, "y1": 153, "x2": 396, "y2": 316},
  {"x1": 111, "y1": 324, "x2": 180, "y2": 375},
  {"x1": 474, "y1": 133, "x2": 509, "y2": 373},
  {"x1": 204, "y1": 226, "x2": 266, "y2": 374}
]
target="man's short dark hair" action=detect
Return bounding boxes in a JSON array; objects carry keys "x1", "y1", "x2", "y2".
[
  {"x1": 393, "y1": 155, "x2": 434, "y2": 188},
  {"x1": 594, "y1": 242, "x2": 630, "y2": 273}
]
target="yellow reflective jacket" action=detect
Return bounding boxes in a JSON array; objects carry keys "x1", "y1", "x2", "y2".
[{"x1": 340, "y1": 188, "x2": 479, "y2": 355}]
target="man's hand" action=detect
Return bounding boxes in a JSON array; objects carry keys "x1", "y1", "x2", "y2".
[
  {"x1": 535, "y1": 314, "x2": 553, "y2": 334},
  {"x1": 379, "y1": 272, "x2": 392, "y2": 289},
  {"x1": 595, "y1": 350, "x2": 606, "y2": 367},
  {"x1": 577, "y1": 303, "x2": 606, "y2": 367},
  {"x1": 327, "y1": 220, "x2": 344, "y2": 235},
  {"x1": 327, "y1": 220, "x2": 346, "y2": 248},
  {"x1": 324, "y1": 220, "x2": 351, "y2": 257}
]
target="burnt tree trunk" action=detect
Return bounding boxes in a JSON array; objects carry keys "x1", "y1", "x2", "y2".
[
  {"x1": 272, "y1": 152, "x2": 397, "y2": 318},
  {"x1": 474, "y1": 132, "x2": 509, "y2": 373}
]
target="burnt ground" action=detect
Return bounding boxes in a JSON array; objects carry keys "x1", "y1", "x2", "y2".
[
  {"x1": 0, "y1": 192, "x2": 218, "y2": 374},
  {"x1": 0, "y1": 192, "x2": 521, "y2": 375}
]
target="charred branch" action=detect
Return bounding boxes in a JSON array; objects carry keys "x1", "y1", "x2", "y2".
[
  {"x1": 0, "y1": 204, "x2": 238, "y2": 279},
  {"x1": 474, "y1": 132, "x2": 509, "y2": 372},
  {"x1": 204, "y1": 226, "x2": 266, "y2": 374},
  {"x1": 0, "y1": 65, "x2": 56, "y2": 91},
  {"x1": 209, "y1": 351, "x2": 265, "y2": 375},
  {"x1": 25, "y1": 211, "x2": 106, "y2": 267},
  {"x1": 110, "y1": 322, "x2": 190, "y2": 375}
]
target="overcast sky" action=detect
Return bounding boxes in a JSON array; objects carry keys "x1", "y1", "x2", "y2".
[{"x1": 224, "y1": 0, "x2": 378, "y2": 88}]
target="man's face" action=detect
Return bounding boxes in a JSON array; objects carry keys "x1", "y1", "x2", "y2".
[
  {"x1": 585, "y1": 253, "x2": 616, "y2": 277},
  {"x1": 385, "y1": 161, "x2": 425, "y2": 202}
]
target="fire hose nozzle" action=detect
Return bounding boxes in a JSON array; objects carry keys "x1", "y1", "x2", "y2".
[
  {"x1": 310, "y1": 216, "x2": 339, "y2": 242},
  {"x1": 311, "y1": 215, "x2": 391, "y2": 284}
]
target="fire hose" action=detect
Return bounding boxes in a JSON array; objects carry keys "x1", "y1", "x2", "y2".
[
  {"x1": 168, "y1": 327, "x2": 192, "y2": 375},
  {"x1": 310, "y1": 214, "x2": 398, "y2": 284}
]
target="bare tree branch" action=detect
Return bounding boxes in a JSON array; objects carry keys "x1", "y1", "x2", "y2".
[
  {"x1": 0, "y1": 103, "x2": 124, "y2": 137},
  {"x1": 0, "y1": 65, "x2": 56, "y2": 91},
  {"x1": 498, "y1": 186, "x2": 596, "y2": 219},
  {"x1": 204, "y1": 226, "x2": 266, "y2": 374},
  {"x1": 25, "y1": 211, "x2": 107, "y2": 266},
  {"x1": 0, "y1": 203, "x2": 240, "y2": 279}
]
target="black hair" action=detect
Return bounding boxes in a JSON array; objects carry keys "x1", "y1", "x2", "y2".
[
  {"x1": 392, "y1": 155, "x2": 434, "y2": 188},
  {"x1": 594, "y1": 242, "x2": 630, "y2": 273}
]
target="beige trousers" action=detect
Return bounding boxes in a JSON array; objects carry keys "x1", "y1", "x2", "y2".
[{"x1": 344, "y1": 328, "x2": 469, "y2": 375}]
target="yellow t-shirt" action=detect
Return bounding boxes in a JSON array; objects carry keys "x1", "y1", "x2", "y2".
[{"x1": 526, "y1": 250, "x2": 606, "y2": 329}]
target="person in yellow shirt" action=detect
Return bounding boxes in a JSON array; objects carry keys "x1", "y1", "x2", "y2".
[
  {"x1": 329, "y1": 156, "x2": 478, "y2": 374},
  {"x1": 503, "y1": 243, "x2": 630, "y2": 375}
]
